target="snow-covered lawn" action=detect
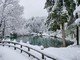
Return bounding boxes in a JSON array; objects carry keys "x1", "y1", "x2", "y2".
[
  {"x1": 0, "y1": 40, "x2": 80, "y2": 60},
  {"x1": 44, "y1": 47, "x2": 80, "y2": 60},
  {"x1": 0, "y1": 46, "x2": 29, "y2": 60}
]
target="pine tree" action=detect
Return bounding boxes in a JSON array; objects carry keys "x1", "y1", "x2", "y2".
[
  {"x1": 45, "y1": 0, "x2": 68, "y2": 47},
  {"x1": 64, "y1": 0, "x2": 80, "y2": 45},
  {"x1": 75, "y1": 0, "x2": 80, "y2": 45},
  {"x1": 64, "y1": 0, "x2": 76, "y2": 26}
]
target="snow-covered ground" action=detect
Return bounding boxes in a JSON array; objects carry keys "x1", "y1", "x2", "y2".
[
  {"x1": 0, "y1": 46, "x2": 29, "y2": 60},
  {"x1": 44, "y1": 47, "x2": 80, "y2": 60},
  {"x1": 0, "y1": 40, "x2": 80, "y2": 60}
]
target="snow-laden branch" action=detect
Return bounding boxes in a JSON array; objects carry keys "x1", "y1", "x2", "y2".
[
  {"x1": 75, "y1": 18, "x2": 80, "y2": 25},
  {"x1": 73, "y1": 5, "x2": 80, "y2": 16}
]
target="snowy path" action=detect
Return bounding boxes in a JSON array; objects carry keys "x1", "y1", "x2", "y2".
[
  {"x1": 0, "y1": 44, "x2": 80, "y2": 60},
  {"x1": 0, "y1": 46, "x2": 29, "y2": 60}
]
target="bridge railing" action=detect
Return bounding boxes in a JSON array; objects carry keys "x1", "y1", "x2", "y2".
[{"x1": 0, "y1": 40, "x2": 56, "y2": 60}]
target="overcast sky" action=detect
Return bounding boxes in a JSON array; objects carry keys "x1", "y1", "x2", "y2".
[{"x1": 19, "y1": 0, "x2": 48, "y2": 19}]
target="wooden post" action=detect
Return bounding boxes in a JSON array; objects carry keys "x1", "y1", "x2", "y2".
[
  {"x1": 76, "y1": 26, "x2": 79, "y2": 45},
  {"x1": 21, "y1": 50, "x2": 22, "y2": 53},
  {"x1": 28, "y1": 47, "x2": 30, "y2": 51},
  {"x1": 14, "y1": 43, "x2": 16, "y2": 50},
  {"x1": 8, "y1": 42, "x2": 10, "y2": 47},
  {"x1": 76, "y1": 13, "x2": 79, "y2": 45},
  {"x1": 28, "y1": 47, "x2": 30, "y2": 57},
  {"x1": 3, "y1": 42, "x2": 4, "y2": 46},
  {"x1": 20, "y1": 45, "x2": 22, "y2": 48},
  {"x1": 20, "y1": 45, "x2": 22, "y2": 53},
  {"x1": 14, "y1": 47, "x2": 16, "y2": 50},
  {"x1": 41, "y1": 46, "x2": 44, "y2": 59},
  {"x1": 28, "y1": 54, "x2": 30, "y2": 57},
  {"x1": 42, "y1": 54, "x2": 44, "y2": 59}
]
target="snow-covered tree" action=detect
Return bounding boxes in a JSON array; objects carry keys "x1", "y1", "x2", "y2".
[
  {"x1": 25, "y1": 17, "x2": 47, "y2": 34},
  {"x1": 0, "y1": 0, "x2": 24, "y2": 38},
  {"x1": 64, "y1": 0, "x2": 76, "y2": 26},
  {"x1": 45, "y1": 0, "x2": 68, "y2": 47},
  {"x1": 73, "y1": 0, "x2": 80, "y2": 45}
]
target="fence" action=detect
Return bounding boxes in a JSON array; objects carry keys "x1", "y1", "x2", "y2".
[{"x1": 0, "y1": 40, "x2": 56, "y2": 60}]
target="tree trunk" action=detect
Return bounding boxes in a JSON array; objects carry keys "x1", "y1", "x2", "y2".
[
  {"x1": 0, "y1": 2, "x2": 6, "y2": 40},
  {"x1": 2, "y1": 19, "x2": 5, "y2": 39},
  {"x1": 60, "y1": 23, "x2": 66, "y2": 47}
]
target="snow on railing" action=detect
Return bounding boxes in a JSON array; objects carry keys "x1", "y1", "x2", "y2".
[{"x1": 0, "y1": 40, "x2": 56, "y2": 60}]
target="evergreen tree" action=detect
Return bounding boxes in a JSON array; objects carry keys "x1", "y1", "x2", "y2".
[
  {"x1": 64, "y1": 0, "x2": 80, "y2": 45},
  {"x1": 45, "y1": 0, "x2": 68, "y2": 47},
  {"x1": 64, "y1": 0, "x2": 76, "y2": 26},
  {"x1": 75, "y1": 0, "x2": 80, "y2": 45}
]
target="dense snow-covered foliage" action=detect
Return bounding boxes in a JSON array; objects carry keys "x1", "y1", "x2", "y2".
[
  {"x1": 73, "y1": 5, "x2": 80, "y2": 25},
  {"x1": 75, "y1": 18, "x2": 80, "y2": 25},
  {"x1": 24, "y1": 17, "x2": 48, "y2": 35},
  {"x1": 6, "y1": 17, "x2": 26, "y2": 36},
  {"x1": 73, "y1": 5, "x2": 80, "y2": 16},
  {"x1": 0, "y1": 0, "x2": 24, "y2": 37},
  {"x1": 5, "y1": 16, "x2": 48, "y2": 36}
]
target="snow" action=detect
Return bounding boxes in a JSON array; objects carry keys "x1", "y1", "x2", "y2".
[
  {"x1": 73, "y1": 5, "x2": 80, "y2": 16},
  {"x1": 75, "y1": 18, "x2": 80, "y2": 25},
  {"x1": 73, "y1": 6, "x2": 80, "y2": 29},
  {"x1": 73, "y1": 5, "x2": 80, "y2": 25},
  {"x1": 0, "y1": 46, "x2": 28, "y2": 60},
  {"x1": 24, "y1": 17, "x2": 47, "y2": 35},
  {"x1": 42, "y1": 33, "x2": 49, "y2": 36},
  {"x1": 0, "y1": 40, "x2": 80, "y2": 60},
  {"x1": 44, "y1": 47, "x2": 80, "y2": 60},
  {"x1": 17, "y1": 42, "x2": 80, "y2": 60}
]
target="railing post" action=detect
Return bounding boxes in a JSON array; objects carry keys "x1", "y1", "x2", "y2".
[
  {"x1": 14, "y1": 47, "x2": 16, "y2": 50},
  {"x1": 21, "y1": 50, "x2": 22, "y2": 53},
  {"x1": 41, "y1": 46, "x2": 44, "y2": 59},
  {"x1": 28, "y1": 47, "x2": 30, "y2": 51},
  {"x1": 14, "y1": 43, "x2": 16, "y2": 50},
  {"x1": 20, "y1": 45, "x2": 22, "y2": 53},
  {"x1": 28, "y1": 47, "x2": 30, "y2": 57},
  {"x1": 20, "y1": 45, "x2": 22, "y2": 48},
  {"x1": 3, "y1": 42, "x2": 4, "y2": 46},
  {"x1": 42, "y1": 53, "x2": 44, "y2": 59},
  {"x1": 28, "y1": 54, "x2": 30, "y2": 57},
  {"x1": 14, "y1": 43, "x2": 16, "y2": 45},
  {"x1": 8, "y1": 42, "x2": 10, "y2": 47}
]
